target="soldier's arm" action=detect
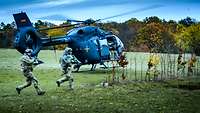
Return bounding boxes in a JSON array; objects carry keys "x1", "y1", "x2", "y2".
[
  {"x1": 63, "y1": 55, "x2": 69, "y2": 63},
  {"x1": 72, "y1": 55, "x2": 81, "y2": 64},
  {"x1": 21, "y1": 55, "x2": 35, "y2": 64}
]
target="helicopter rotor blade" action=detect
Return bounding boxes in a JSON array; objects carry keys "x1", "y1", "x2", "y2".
[
  {"x1": 67, "y1": 19, "x2": 85, "y2": 23},
  {"x1": 38, "y1": 23, "x2": 80, "y2": 31},
  {"x1": 98, "y1": 4, "x2": 164, "y2": 21},
  {"x1": 65, "y1": 4, "x2": 163, "y2": 24},
  {"x1": 38, "y1": 4, "x2": 163, "y2": 31}
]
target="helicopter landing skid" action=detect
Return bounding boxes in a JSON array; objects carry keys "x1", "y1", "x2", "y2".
[{"x1": 90, "y1": 64, "x2": 97, "y2": 71}]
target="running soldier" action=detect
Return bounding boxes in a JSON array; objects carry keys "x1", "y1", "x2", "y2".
[
  {"x1": 56, "y1": 47, "x2": 80, "y2": 90},
  {"x1": 16, "y1": 49, "x2": 45, "y2": 95}
]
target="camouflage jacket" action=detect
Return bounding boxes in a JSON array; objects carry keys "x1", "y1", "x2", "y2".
[
  {"x1": 60, "y1": 54, "x2": 80, "y2": 68},
  {"x1": 20, "y1": 54, "x2": 35, "y2": 71}
]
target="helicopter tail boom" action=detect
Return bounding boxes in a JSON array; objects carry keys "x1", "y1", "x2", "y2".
[{"x1": 42, "y1": 36, "x2": 71, "y2": 46}]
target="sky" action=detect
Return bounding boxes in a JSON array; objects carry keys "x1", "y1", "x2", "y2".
[{"x1": 0, "y1": 0, "x2": 200, "y2": 24}]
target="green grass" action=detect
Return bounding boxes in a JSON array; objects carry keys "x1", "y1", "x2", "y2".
[{"x1": 0, "y1": 49, "x2": 200, "y2": 113}]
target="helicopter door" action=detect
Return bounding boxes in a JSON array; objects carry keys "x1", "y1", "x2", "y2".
[
  {"x1": 98, "y1": 39, "x2": 110, "y2": 60},
  {"x1": 106, "y1": 35, "x2": 121, "y2": 60}
]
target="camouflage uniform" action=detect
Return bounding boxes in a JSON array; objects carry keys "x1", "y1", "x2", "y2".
[
  {"x1": 56, "y1": 47, "x2": 79, "y2": 89},
  {"x1": 110, "y1": 50, "x2": 118, "y2": 60},
  {"x1": 108, "y1": 40, "x2": 118, "y2": 60},
  {"x1": 177, "y1": 54, "x2": 186, "y2": 75},
  {"x1": 16, "y1": 49, "x2": 45, "y2": 95},
  {"x1": 146, "y1": 54, "x2": 160, "y2": 81},
  {"x1": 188, "y1": 54, "x2": 197, "y2": 76},
  {"x1": 118, "y1": 52, "x2": 128, "y2": 80}
]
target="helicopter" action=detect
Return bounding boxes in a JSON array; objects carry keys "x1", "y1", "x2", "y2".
[{"x1": 13, "y1": 5, "x2": 162, "y2": 71}]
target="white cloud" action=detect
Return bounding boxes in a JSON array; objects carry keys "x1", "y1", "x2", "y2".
[{"x1": 21, "y1": 0, "x2": 85, "y2": 9}]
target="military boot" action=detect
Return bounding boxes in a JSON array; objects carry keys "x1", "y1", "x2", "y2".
[
  {"x1": 37, "y1": 90, "x2": 45, "y2": 95},
  {"x1": 69, "y1": 78, "x2": 74, "y2": 90},
  {"x1": 16, "y1": 87, "x2": 21, "y2": 94},
  {"x1": 56, "y1": 81, "x2": 60, "y2": 87}
]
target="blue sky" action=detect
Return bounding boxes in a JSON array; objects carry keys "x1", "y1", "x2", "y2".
[{"x1": 0, "y1": 0, "x2": 200, "y2": 24}]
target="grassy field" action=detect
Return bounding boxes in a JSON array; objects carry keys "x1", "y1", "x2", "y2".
[{"x1": 0, "y1": 49, "x2": 200, "y2": 113}]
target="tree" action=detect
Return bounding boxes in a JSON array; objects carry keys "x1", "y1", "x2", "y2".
[
  {"x1": 178, "y1": 17, "x2": 196, "y2": 27},
  {"x1": 176, "y1": 24, "x2": 200, "y2": 55},
  {"x1": 34, "y1": 20, "x2": 45, "y2": 28},
  {"x1": 3, "y1": 24, "x2": 13, "y2": 31},
  {"x1": 135, "y1": 22, "x2": 176, "y2": 52},
  {"x1": 0, "y1": 22, "x2": 5, "y2": 30},
  {"x1": 143, "y1": 16, "x2": 162, "y2": 24}
]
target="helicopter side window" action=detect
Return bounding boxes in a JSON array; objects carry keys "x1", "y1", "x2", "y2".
[{"x1": 77, "y1": 29, "x2": 84, "y2": 35}]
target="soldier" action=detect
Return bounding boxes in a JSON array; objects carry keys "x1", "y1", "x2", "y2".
[
  {"x1": 177, "y1": 53, "x2": 187, "y2": 75},
  {"x1": 118, "y1": 51, "x2": 128, "y2": 80},
  {"x1": 146, "y1": 53, "x2": 160, "y2": 81},
  {"x1": 109, "y1": 42, "x2": 118, "y2": 61},
  {"x1": 118, "y1": 51, "x2": 128, "y2": 68},
  {"x1": 188, "y1": 53, "x2": 197, "y2": 76},
  {"x1": 56, "y1": 47, "x2": 80, "y2": 90},
  {"x1": 16, "y1": 49, "x2": 45, "y2": 95}
]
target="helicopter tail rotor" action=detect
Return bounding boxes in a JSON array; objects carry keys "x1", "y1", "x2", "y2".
[
  {"x1": 13, "y1": 12, "x2": 33, "y2": 28},
  {"x1": 13, "y1": 12, "x2": 72, "y2": 57},
  {"x1": 13, "y1": 12, "x2": 43, "y2": 56}
]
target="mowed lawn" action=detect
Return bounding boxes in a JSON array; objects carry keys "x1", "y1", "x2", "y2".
[{"x1": 0, "y1": 49, "x2": 200, "y2": 113}]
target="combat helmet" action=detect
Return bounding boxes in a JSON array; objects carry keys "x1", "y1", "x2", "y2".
[
  {"x1": 25, "y1": 48, "x2": 33, "y2": 56},
  {"x1": 64, "y1": 47, "x2": 72, "y2": 54}
]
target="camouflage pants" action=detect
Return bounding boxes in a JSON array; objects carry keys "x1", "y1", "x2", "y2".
[
  {"x1": 177, "y1": 64, "x2": 185, "y2": 76},
  {"x1": 110, "y1": 50, "x2": 118, "y2": 60},
  {"x1": 146, "y1": 66, "x2": 159, "y2": 81},
  {"x1": 188, "y1": 66, "x2": 195, "y2": 76},
  {"x1": 57, "y1": 66, "x2": 74, "y2": 89},
  {"x1": 17, "y1": 69, "x2": 43, "y2": 93}
]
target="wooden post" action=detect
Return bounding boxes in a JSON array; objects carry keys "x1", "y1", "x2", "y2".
[
  {"x1": 134, "y1": 56, "x2": 137, "y2": 81},
  {"x1": 140, "y1": 58, "x2": 143, "y2": 81}
]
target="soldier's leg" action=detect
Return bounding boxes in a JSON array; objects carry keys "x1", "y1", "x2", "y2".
[
  {"x1": 67, "y1": 67, "x2": 74, "y2": 89},
  {"x1": 32, "y1": 76, "x2": 45, "y2": 95},
  {"x1": 188, "y1": 67, "x2": 193, "y2": 76},
  {"x1": 57, "y1": 75, "x2": 69, "y2": 84},
  {"x1": 177, "y1": 64, "x2": 185, "y2": 77},
  {"x1": 69, "y1": 77, "x2": 74, "y2": 90},
  {"x1": 146, "y1": 69, "x2": 150, "y2": 81},
  {"x1": 16, "y1": 72, "x2": 32, "y2": 94},
  {"x1": 25, "y1": 71, "x2": 45, "y2": 95},
  {"x1": 56, "y1": 68, "x2": 70, "y2": 87},
  {"x1": 153, "y1": 66, "x2": 159, "y2": 81},
  {"x1": 146, "y1": 66, "x2": 153, "y2": 81}
]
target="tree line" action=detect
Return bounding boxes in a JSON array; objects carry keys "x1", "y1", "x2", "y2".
[
  {"x1": 0, "y1": 16, "x2": 199, "y2": 55},
  {"x1": 101, "y1": 16, "x2": 200, "y2": 55}
]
